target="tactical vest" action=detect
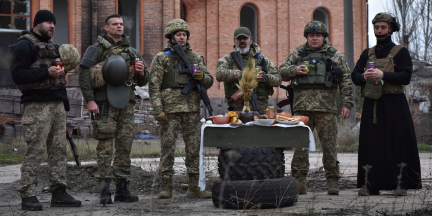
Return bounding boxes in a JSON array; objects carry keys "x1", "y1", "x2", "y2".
[
  {"x1": 293, "y1": 46, "x2": 337, "y2": 89},
  {"x1": 161, "y1": 49, "x2": 196, "y2": 90},
  {"x1": 364, "y1": 45, "x2": 404, "y2": 95},
  {"x1": 225, "y1": 54, "x2": 272, "y2": 99},
  {"x1": 14, "y1": 31, "x2": 65, "y2": 92}
]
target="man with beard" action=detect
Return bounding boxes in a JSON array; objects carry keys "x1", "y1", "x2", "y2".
[
  {"x1": 216, "y1": 27, "x2": 281, "y2": 114},
  {"x1": 10, "y1": 10, "x2": 81, "y2": 211},
  {"x1": 279, "y1": 21, "x2": 353, "y2": 195},
  {"x1": 78, "y1": 14, "x2": 148, "y2": 204}
]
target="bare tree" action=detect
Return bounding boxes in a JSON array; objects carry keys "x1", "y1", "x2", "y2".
[
  {"x1": 390, "y1": 0, "x2": 422, "y2": 49},
  {"x1": 421, "y1": 0, "x2": 432, "y2": 62}
]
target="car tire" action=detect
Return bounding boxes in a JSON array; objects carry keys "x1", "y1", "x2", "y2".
[
  {"x1": 218, "y1": 147, "x2": 285, "y2": 180},
  {"x1": 212, "y1": 176, "x2": 298, "y2": 209}
]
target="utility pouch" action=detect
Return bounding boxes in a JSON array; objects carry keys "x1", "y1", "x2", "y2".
[
  {"x1": 92, "y1": 120, "x2": 116, "y2": 139},
  {"x1": 364, "y1": 78, "x2": 383, "y2": 99},
  {"x1": 90, "y1": 60, "x2": 107, "y2": 88}
]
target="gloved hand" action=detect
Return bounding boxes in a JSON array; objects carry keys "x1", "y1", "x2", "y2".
[
  {"x1": 155, "y1": 111, "x2": 166, "y2": 121},
  {"x1": 193, "y1": 70, "x2": 204, "y2": 81}
]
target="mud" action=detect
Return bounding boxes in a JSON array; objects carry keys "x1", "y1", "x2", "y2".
[{"x1": 0, "y1": 153, "x2": 431, "y2": 215}]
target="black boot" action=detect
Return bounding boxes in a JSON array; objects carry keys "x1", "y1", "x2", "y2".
[
  {"x1": 22, "y1": 196, "x2": 43, "y2": 211},
  {"x1": 51, "y1": 186, "x2": 82, "y2": 207},
  {"x1": 99, "y1": 178, "x2": 112, "y2": 204},
  {"x1": 114, "y1": 178, "x2": 138, "y2": 202}
]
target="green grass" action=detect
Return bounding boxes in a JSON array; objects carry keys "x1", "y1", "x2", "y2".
[
  {"x1": 418, "y1": 143, "x2": 432, "y2": 151},
  {"x1": 0, "y1": 155, "x2": 24, "y2": 164},
  {"x1": 337, "y1": 145, "x2": 359, "y2": 153}
]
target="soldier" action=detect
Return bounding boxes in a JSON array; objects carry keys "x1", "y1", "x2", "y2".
[
  {"x1": 279, "y1": 21, "x2": 353, "y2": 195},
  {"x1": 149, "y1": 19, "x2": 213, "y2": 199},
  {"x1": 9, "y1": 10, "x2": 81, "y2": 210},
  {"x1": 78, "y1": 14, "x2": 149, "y2": 204},
  {"x1": 216, "y1": 27, "x2": 281, "y2": 114}
]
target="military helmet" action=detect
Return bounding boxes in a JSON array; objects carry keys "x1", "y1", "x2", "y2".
[
  {"x1": 303, "y1": 21, "x2": 328, "y2": 38},
  {"x1": 164, "y1": 19, "x2": 190, "y2": 39},
  {"x1": 102, "y1": 55, "x2": 131, "y2": 109},
  {"x1": 58, "y1": 44, "x2": 80, "y2": 72},
  {"x1": 372, "y1": 13, "x2": 400, "y2": 32}
]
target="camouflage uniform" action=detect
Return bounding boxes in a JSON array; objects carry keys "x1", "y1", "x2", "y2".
[
  {"x1": 19, "y1": 101, "x2": 68, "y2": 197},
  {"x1": 279, "y1": 41, "x2": 353, "y2": 182},
  {"x1": 216, "y1": 43, "x2": 282, "y2": 114},
  {"x1": 149, "y1": 42, "x2": 213, "y2": 176},
  {"x1": 78, "y1": 34, "x2": 149, "y2": 179}
]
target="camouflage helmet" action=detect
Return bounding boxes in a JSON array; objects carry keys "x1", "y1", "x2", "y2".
[
  {"x1": 164, "y1": 19, "x2": 190, "y2": 39},
  {"x1": 372, "y1": 13, "x2": 400, "y2": 32},
  {"x1": 59, "y1": 44, "x2": 80, "y2": 72},
  {"x1": 303, "y1": 21, "x2": 328, "y2": 38}
]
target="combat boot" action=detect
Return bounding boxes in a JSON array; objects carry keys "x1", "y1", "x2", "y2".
[
  {"x1": 22, "y1": 196, "x2": 43, "y2": 211},
  {"x1": 185, "y1": 175, "x2": 212, "y2": 199},
  {"x1": 114, "y1": 178, "x2": 139, "y2": 202},
  {"x1": 297, "y1": 182, "x2": 307, "y2": 194},
  {"x1": 327, "y1": 178, "x2": 339, "y2": 195},
  {"x1": 99, "y1": 178, "x2": 112, "y2": 204},
  {"x1": 50, "y1": 186, "x2": 82, "y2": 207},
  {"x1": 158, "y1": 175, "x2": 173, "y2": 199}
]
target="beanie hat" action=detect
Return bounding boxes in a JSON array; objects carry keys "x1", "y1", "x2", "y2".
[{"x1": 33, "y1": 10, "x2": 56, "y2": 27}]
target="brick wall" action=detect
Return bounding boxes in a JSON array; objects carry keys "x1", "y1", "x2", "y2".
[{"x1": 23, "y1": 0, "x2": 367, "y2": 116}]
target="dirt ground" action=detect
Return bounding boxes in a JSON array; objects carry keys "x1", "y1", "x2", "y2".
[{"x1": 0, "y1": 152, "x2": 431, "y2": 216}]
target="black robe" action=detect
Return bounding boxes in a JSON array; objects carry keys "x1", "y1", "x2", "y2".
[{"x1": 351, "y1": 37, "x2": 422, "y2": 190}]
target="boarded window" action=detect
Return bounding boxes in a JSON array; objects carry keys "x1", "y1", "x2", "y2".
[{"x1": 240, "y1": 4, "x2": 258, "y2": 44}]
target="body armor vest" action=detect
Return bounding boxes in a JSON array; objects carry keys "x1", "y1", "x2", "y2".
[
  {"x1": 293, "y1": 46, "x2": 337, "y2": 89},
  {"x1": 95, "y1": 36, "x2": 136, "y2": 83},
  {"x1": 15, "y1": 31, "x2": 65, "y2": 91},
  {"x1": 364, "y1": 45, "x2": 404, "y2": 95},
  {"x1": 161, "y1": 49, "x2": 196, "y2": 90},
  {"x1": 225, "y1": 54, "x2": 271, "y2": 99}
]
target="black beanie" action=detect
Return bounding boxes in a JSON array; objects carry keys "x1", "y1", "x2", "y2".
[{"x1": 33, "y1": 10, "x2": 56, "y2": 27}]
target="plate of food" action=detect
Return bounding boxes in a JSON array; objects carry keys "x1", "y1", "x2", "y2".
[
  {"x1": 253, "y1": 118, "x2": 275, "y2": 126},
  {"x1": 276, "y1": 115, "x2": 301, "y2": 125}
]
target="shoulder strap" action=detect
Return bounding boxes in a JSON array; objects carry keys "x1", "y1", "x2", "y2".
[
  {"x1": 388, "y1": 45, "x2": 403, "y2": 58},
  {"x1": 16, "y1": 31, "x2": 39, "y2": 45},
  {"x1": 368, "y1": 46, "x2": 376, "y2": 58}
]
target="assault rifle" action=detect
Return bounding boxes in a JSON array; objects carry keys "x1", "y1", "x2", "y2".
[
  {"x1": 66, "y1": 128, "x2": 81, "y2": 166},
  {"x1": 172, "y1": 44, "x2": 213, "y2": 116},
  {"x1": 278, "y1": 84, "x2": 294, "y2": 116},
  {"x1": 230, "y1": 51, "x2": 260, "y2": 112}
]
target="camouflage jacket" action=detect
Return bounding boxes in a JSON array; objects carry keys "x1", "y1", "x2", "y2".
[
  {"x1": 216, "y1": 43, "x2": 281, "y2": 101},
  {"x1": 78, "y1": 34, "x2": 149, "y2": 103},
  {"x1": 279, "y1": 42, "x2": 353, "y2": 113},
  {"x1": 149, "y1": 42, "x2": 213, "y2": 115}
]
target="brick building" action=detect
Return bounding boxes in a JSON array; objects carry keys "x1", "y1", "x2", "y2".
[{"x1": 0, "y1": 0, "x2": 367, "y2": 118}]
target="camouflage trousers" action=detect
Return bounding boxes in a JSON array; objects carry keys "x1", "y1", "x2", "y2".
[
  {"x1": 291, "y1": 111, "x2": 340, "y2": 182},
  {"x1": 94, "y1": 102, "x2": 134, "y2": 179},
  {"x1": 19, "y1": 101, "x2": 67, "y2": 198},
  {"x1": 228, "y1": 98, "x2": 269, "y2": 115},
  {"x1": 158, "y1": 112, "x2": 201, "y2": 176}
]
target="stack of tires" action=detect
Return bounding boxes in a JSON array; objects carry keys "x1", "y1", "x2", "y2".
[{"x1": 212, "y1": 147, "x2": 298, "y2": 209}]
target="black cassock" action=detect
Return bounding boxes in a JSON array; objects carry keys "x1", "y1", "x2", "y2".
[{"x1": 351, "y1": 37, "x2": 422, "y2": 190}]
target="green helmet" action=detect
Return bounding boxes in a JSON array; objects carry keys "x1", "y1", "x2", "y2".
[
  {"x1": 304, "y1": 21, "x2": 328, "y2": 38},
  {"x1": 164, "y1": 19, "x2": 190, "y2": 39},
  {"x1": 59, "y1": 44, "x2": 80, "y2": 72},
  {"x1": 102, "y1": 55, "x2": 130, "y2": 109}
]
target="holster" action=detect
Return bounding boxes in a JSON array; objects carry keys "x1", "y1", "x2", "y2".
[{"x1": 92, "y1": 102, "x2": 116, "y2": 139}]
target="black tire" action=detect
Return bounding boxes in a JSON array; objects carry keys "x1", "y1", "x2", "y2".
[
  {"x1": 218, "y1": 147, "x2": 285, "y2": 180},
  {"x1": 212, "y1": 176, "x2": 298, "y2": 209}
]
